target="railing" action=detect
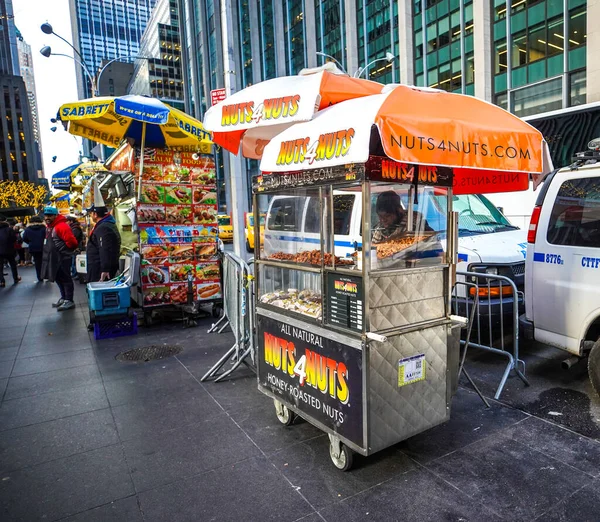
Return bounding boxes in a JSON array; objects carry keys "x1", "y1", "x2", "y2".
[
  {"x1": 453, "y1": 271, "x2": 530, "y2": 399},
  {"x1": 201, "y1": 252, "x2": 256, "y2": 382}
]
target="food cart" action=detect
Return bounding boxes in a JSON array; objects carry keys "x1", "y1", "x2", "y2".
[{"x1": 250, "y1": 86, "x2": 552, "y2": 470}]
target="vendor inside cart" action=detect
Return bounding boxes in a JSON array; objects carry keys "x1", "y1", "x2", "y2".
[{"x1": 372, "y1": 190, "x2": 432, "y2": 244}]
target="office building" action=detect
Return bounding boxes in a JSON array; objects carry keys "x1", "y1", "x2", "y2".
[
  {"x1": 128, "y1": 0, "x2": 185, "y2": 108},
  {"x1": 16, "y1": 29, "x2": 42, "y2": 176},
  {"x1": 68, "y1": 0, "x2": 157, "y2": 99},
  {"x1": 0, "y1": 0, "x2": 39, "y2": 183}
]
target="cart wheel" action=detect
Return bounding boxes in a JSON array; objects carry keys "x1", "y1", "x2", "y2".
[
  {"x1": 329, "y1": 441, "x2": 353, "y2": 471},
  {"x1": 274, "y1": 400, "x2": 295, "y2": 426},
  {"x1": 588, "y1": 339, "x2": 600, "y2": 397},
  {"x1": 144, "y1": 311, "x2": 153, "y2": 327},
  {"x1": 212, "y1": 304, "x2": 221, "y2": 318}
]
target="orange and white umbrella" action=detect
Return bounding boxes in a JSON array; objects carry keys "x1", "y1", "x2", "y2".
[
  {"x1": 202, "y1": 65, "x2": 384, "y2": 159},
  {"x1": 260, "y1": 85, "x2": 553, "y2": 193}
]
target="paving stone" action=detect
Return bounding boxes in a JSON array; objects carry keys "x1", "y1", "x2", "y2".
[
  {"x1": 270, "y1": 436, "x2": 416, "y2": 510},
  {"x1": 426, "y1": 433, "x2": 591, "y2": 521},
  {"x1": 537, "y1": 479, "x2": 600, "y2": 521},
  {"x1": 124, "y1": 412, "x2": 261, "y2": 491},
  {"x1": 0, "y1": 408, "x2": 119, "y2": 473},
  {"x1": 11, "y1": 349, "x2": 95, "y2": 377},
  {"x1": 0, "y1": 346, "x2": 18, "y2": 362},
  {"x1": 228, "y1": 400, "x2": 325, "y2": 455},
  {"x1": 17, "y1": 334, "x2": 92, "y2": 357},
  {"x1": 0, "y1": 383, "x2": 108, "y2": 431},
  {"x1": 317, "y1": 466, "x2": 503, "y2": 522},
  {"x1": 4, "y1": 364, "x2": 102, "y2": 400},
  {"x1": 398, "y1": 388, "x2": 528, "y2": 463},
  {"x1": 0, "y1": 444, "x2": 134, "y2": 521},
  {"x1": 138, "y1": 456, "x2": 313, "y2": 522},
  {"x1": 111, "y1": 387, "x2": 222, "y2": 441},
  {"x1": 104, "y1": 365, "x2": 202, "y2": 407},
  {"x1": 61, "y1": 496, "x2": 143, "y2": 522}
]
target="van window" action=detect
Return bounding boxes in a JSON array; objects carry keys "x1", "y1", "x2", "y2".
[
  {"x1": 267, "y1": 198, "x2": 305, "y2": 232},
  {"x1": 547, "y1": 177, "x2": 600, "y2": 247},
  {"x1": 304, "y1": 197, "x2": 320, "y2": 233},
  {"x1": 334, "y1": 195, "x2": 354, "y2": 235}
]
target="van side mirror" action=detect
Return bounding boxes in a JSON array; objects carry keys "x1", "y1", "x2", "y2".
[{"x1": 497, "y1": 206, "x2": 504, "y2": 214}]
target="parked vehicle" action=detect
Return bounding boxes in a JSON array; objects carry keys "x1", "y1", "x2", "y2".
[
  {"x1": 245, "y1": 212, "x2": 265, "y2": 252},
  {"x1": 217, "y1": 214, "x2": 233, "y2": 242},
  {"x1": 521, "y1": 143, "x2": 600, "y2": 395},
  {"x1": 262, "y1": 186, "x2": 528, "y2": 322}
]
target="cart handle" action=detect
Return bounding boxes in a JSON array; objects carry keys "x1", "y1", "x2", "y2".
[{"x1": 366, "y1": 332, "x2": 388, "y2": 343}]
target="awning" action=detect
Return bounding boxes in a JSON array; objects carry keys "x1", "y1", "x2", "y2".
[{"x1": 260, "y1": 85, "x2": 554, "y2": 193}]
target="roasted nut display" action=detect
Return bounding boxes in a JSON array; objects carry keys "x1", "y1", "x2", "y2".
[
  {"x1": 259, "y1": 289, "x2": 322, "y2": 319},
  {"x1": 268, "y1": 249, "x2": 354, "y2": 266},
  {"x1": 375, "y1": 235, "x2": 428, "y2": 259}
]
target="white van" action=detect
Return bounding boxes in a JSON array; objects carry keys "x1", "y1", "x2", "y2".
[
  {"x1": 262, "y1": 186, "x2": 528, "y2": 323},
  {"x1": 521, "y1": 151, "x2": 600, "y2": 394}
]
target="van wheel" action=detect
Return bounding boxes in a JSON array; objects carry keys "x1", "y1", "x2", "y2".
[
  {"x1": 246, "y1": 240, "x2": 253, "y2": 253},
  {"x1": 588, "y1": 339, "x2": 600, "y2": 397}
]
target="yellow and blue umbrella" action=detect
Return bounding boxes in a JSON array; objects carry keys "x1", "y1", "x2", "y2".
[
  {"x1": 58, "y1": 95, "x2": 213, "y2": 152},
  {"x1": 50, "y1": 161, "x2": 107, "y2": 191},
  {"x1": 58, "y1": 95, "x2": 213, "y2": 200}
]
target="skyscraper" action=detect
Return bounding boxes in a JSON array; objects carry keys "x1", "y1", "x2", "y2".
[
  {"x1": 0, "y1": 0, "x2": 39, "y2": 183},
  {"x1": 128, "y1": 0, "x2": 185, "y2": 108},
  {"x1": 68, "y1": 0, "x2": 157, "y2": 99},
  {"x1": 16, "y1": 29, "x2": 42, "y2": 176}
]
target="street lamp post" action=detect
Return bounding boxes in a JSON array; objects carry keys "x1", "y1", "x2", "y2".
[
  {"x1": 354, "y1": 52, "x2": 396, "y2": 79},
  {"x1": 40, "y1": 22, "x2": 148, "y2": 97}
]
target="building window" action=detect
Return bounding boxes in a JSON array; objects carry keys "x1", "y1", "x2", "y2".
[{"x1": 511, "y1": 76, "x2": 562, "y2": 117}]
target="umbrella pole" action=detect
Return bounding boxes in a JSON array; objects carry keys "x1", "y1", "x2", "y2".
[{"x1": 137, "y1": 121, "x2": 147, "y2": 201}]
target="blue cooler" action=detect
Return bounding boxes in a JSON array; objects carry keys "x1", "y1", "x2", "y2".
[{"x1": 87, "y1": 281, "x2": 131, "y2": 317}]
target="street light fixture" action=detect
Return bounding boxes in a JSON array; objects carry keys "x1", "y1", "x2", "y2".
[
  {"x1": 354, "y1": 52, "x2": 396, "y2": 79},
  {"x1": 315, "y1": 52, "x2": 347, "y2": 74}
]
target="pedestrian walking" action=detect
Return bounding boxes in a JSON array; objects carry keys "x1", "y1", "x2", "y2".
[
  {"x1": 86, "y1": 205, "x2": 121, "y2": 283},
  {"x1": 0, "y1": 216, "x2": 21, "y2": 286},
  {"x1": 22, "y1": 216, "x2": 47, "y2": 282},
  {"x1": 13, "y1": 221, "x2": 26, "y2": 266},
  {"x1": 40, "y1": 207, "x2": 79, "y2": 311}
]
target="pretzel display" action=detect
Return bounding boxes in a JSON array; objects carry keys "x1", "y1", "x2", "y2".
[{"x1": 375, "y1": 235, "x2": 429, "y2": 259}]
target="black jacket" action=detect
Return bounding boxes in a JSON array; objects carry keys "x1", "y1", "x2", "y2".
[
  {"x1": 86, "y1": 215, "x2": 121, "y2": 282},
  {"x1": 69, "y1": 222, "x2": 85, "y2": 250},
  {"x1": 40, "y1": 215, "x2": 78, "y2": 282},
  {"x1": 0, "y1": 222, "x2": 17, "y2": 256},
  {"x1": 22, "y1": 224, "x2": 47, "y2": 253}
]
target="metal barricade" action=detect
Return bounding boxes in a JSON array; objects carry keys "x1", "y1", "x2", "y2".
[
  {"x1": 201, "y1": 252, "x2": 256, "y2": 382},
  {"x1": 453, "y1": 271, "x2": 530, "y2": 399}
]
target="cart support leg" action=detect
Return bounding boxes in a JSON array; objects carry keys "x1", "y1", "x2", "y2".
[{"x1": 200, "y1": 344, "x2": 237, "y2": 381}]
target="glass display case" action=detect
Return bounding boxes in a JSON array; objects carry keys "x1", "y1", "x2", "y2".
[{"x1": 253, "y1": 164, "x2": 453, "y2": 332}]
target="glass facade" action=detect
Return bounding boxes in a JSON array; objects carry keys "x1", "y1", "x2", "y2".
[
  {"x1": 284, "y1": 0, "x2": 306, "y2": 74},
  {"x1": 492, "y1": 0, "x2": 587, "y2": 116},
  {"x1": 129, "y1": 0, "x2": 184, "y2": 107},
  {"x1": 316, "y1": 0, "x2": 346, "y2": 71},
  {"x1": 258, "y1": 0, "x2": 276, "y2": 80},
  {"x1": 72, "y1": 0, "x2": 156, "y2": 97},
  {"x1": 238, "y1": 0, "x2": 253, "y2": 87},
  {"x1": 357, "y1": 0, "x2": 399, "y2": 83},
  {"x1": 414, "y1": 0, "x2": 474, "y2": 94}
]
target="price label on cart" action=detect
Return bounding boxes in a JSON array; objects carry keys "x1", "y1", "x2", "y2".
[{"x1": 397, "y1": 354, "x2": 426, "y2": 387}]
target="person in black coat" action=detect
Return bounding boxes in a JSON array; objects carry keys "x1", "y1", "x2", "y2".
[
  {"x1": 86, "y1": 206, "x2": 121, "y2": 282},
  {"x1": 0, "y1": 217, "x2": 20, "y2": 286},
  {"x1": 22, "y1": 216, "x2": 47, "y2": 282}
]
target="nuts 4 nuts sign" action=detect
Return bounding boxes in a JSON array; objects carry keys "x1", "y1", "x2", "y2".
[{"x1": 257, "y1": 315, "x2": 364, "y2": 447}]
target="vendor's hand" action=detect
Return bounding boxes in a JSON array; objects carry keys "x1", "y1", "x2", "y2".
[{"x1": 100, "y1": 272, "x2": 110, "y2": 281}]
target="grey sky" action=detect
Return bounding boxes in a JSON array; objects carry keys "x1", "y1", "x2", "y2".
[{"x1": 14, "y1": 0, "x2": 81, "y2": 178}]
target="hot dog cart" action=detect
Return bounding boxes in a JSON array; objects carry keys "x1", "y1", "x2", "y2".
[{"x1": 252, "y1": 159, "x2": 462, "y2": 470}]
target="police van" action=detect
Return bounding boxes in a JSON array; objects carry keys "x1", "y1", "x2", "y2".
[
  {"x1": 262, "y1": 185, "x2": 528, "y2": 322},
  {"x1": 521, "y1": 141, "x2": 600, "y2": 395}
]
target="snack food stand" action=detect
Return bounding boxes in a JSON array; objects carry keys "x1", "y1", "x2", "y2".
[{"x1": 249, "y1": 85, "x2": 552, "y2": 470}]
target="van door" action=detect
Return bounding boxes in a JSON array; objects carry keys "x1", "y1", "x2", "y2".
[
  {"x1": 532, "y1": 172, "x2": 600, "y2": 354},
  {"x1": 333, "y1": 192, "x2": 359, "y2": 260}
]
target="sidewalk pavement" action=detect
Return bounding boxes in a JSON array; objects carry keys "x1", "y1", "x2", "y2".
[{"x1": 0, "y1": 267, "x2": 599, "y2": 522}]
